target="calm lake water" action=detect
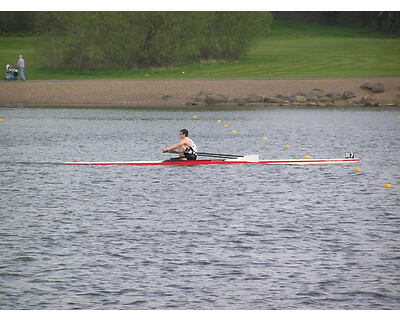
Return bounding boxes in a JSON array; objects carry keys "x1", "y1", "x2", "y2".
[{"x1": 0, "y1": 106, "x2": 399, "y2": 309}]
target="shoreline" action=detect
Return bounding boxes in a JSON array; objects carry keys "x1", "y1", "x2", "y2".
[{"x1": 1, "y1": 77, "x2": 399, "y2": 108}]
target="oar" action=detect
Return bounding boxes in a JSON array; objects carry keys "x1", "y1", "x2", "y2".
[
  {"x1": 196, "y1": 152, "x2": 243, "y2": 159},
  {"x1": 165, "y1": 150, "x2": 244, "y2": 159}
]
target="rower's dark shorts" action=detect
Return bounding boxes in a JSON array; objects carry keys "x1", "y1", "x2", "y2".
[{"x1": 184, "y1": 153, "x2": 197, "y2": 160}]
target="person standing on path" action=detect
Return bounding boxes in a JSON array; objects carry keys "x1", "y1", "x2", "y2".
[{"x1": 17, "y1": 54, "x2": 26, "y2": 81}]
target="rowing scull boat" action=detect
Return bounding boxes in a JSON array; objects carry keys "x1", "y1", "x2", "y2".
[{"x1": 65, "y1": 156, "x2": 360, "y2": 166}]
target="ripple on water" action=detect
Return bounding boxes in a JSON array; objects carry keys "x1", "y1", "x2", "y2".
[{"x1": 0, "y1": 107, "x2": 399, "y2": 309}]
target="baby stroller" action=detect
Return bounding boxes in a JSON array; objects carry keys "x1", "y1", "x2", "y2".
[{"x1": 4, "y1": 64, "x2": 18, "y2": 80}]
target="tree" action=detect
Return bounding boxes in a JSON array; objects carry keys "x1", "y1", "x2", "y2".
[
  {"x1": 34, "y1": 12, "x2": 273, "y2": 71},
  {"x1": 0, "y1": 12, "x2": 36, "y2": 34}
]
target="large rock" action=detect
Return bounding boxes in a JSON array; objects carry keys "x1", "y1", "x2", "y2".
[
  {"x1": 319, "y1": 96, "x2": 335, "y2": 104},
  {"x1": 193, "y1": 91, "x2": 209, "y2": 102},
  {"x1": 342, "y1": 91, "x2": 356, "y2": 99},
  {"x1": 306, "y1": 95, "x2": 320, "y2": 102},
  {"x1": 227, "y1": 97, "x2": 238, "y2": 104},
  {"x1": 326, "y1": 92, "x2": 343, "y2": 100},
  {"x1": 325, "y1": 91, "x2": 356, "y2": 101},
  {"x1": 359, "y1": 95, "x2": 380, "y2": 106},
  {"x1": 292, "y1": 91, "x2": 308, "y2": 97},
  {"x1": 276, "y1": 94, "x2": 291, "y2": 100},
  {"x1": 264, "y1": 96, "x2": 285, "y2": 103},
  {"x1": 310, "y1": 88, "x2": 325, "y2": 98},
  {"x1": 244, "y1": 94, "x2": 263, "y2": 103},
  {"x1": 194, "y1": 96, "x2": 207, "y2": 103},
  {"x1": 360, "y1": 82, "x2": 384, "y2": 93},
  {"x1": 294, "y1": 95, "x2": 307, "y2": 103},
  {"x1": 205, "y1": 94, "x2": 228, "y2": 105}
]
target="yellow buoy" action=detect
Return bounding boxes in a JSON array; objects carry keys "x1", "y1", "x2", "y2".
[
  {"x1": 283, "y1": 145, "x2": 290, "y2": 149},
  {"x1": 384, "y1": 184, "x2": 392, "y2": 188},
  {"x1": 262, "y1": 137, "x2": 269, "y2": 140},
  {"x1": 354, "y1": 168, "x2": 362, "y2": 172},
  {"x1": 0, "y1": 119, "x2": 4, "y2": 122},
  {"x1": 231, "y1": 130, "x2": 237, "y2": 134},
  {"x1": 217, "y1": 120, "x2": 222, "y2": 123},
  {"x1": 192, "y1": 115, "x2": 198, "y2": 119},
  {"x1": 223, "y1": 125, "x2": 228, "y2": 128},
  {"x1": 304, "y1": 155, "x2": 311, "y2": 159},
  {"x1": 396, "y1": 116, "x2": 400, "y2": 119}
]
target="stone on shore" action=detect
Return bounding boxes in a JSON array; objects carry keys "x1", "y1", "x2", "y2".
[
  {"x1": 342, "y1": 91, "x2": 356, "y2": 99},
  {"x1": 187, "y1": 87, "x2": 391, "y2": 107},
  {"x1": 276, "y1": 94, "x2": 292, "y2": 101},
  {"x1": 359, "y1": 95, "x2": 380, "y2": 106},
  {"x1": 326, "y1": 92, "x2": 343, "y2": 100},
  {"x1": 244, "y1": 94, "x2": 263, "y2": 103},
  {"x1": 294, "y1": 95, "x2": 307, "y2": 103},
  {"x1": 186, "y1": 86, "x2": 396, "y2": 107},
  {"x1": 310, "y1": 88, "x2": 325, "y2": 98},
  {"x1": 361, "y1": 82, "x2": 384, "y2": 93},
  {"x1": 319, "y1": 96, "x2": 335, "y2": 104},
  {"x1": 264, "y1": 97, "x2": 285, "y2": 103},
  {"x1": 205, "y1": 94, "x2": 228, "y2": 105}
]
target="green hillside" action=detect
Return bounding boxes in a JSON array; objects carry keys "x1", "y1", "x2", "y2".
[{"x1": 1, "y1": 20, "x2": 399, "y2": 79}]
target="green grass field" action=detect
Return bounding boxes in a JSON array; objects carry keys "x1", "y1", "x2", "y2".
[{"x1": 1, "y1": 20, "x2": 399, "y2": 80}]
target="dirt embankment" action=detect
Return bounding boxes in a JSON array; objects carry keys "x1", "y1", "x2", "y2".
[{"x1": 0, "y1": 77, "x2": 399, "y2": 108}]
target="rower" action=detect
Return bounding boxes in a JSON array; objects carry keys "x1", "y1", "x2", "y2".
[{"x1": 163, "y1": 129, "x2": 198, "y2": 160}]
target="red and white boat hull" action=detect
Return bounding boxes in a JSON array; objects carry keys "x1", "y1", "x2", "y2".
[{"x1": 65, "y1": 158, "x2": 360, "y2": 166}]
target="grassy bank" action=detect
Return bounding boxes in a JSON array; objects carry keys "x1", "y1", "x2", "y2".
[{"x1": 1, "y1": 20, "x2": 399, "y2": 80}]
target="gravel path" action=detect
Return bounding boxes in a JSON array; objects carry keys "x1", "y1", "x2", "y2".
[{"x1": 1, "y1": 77, "x2": 399, "y2": 107}]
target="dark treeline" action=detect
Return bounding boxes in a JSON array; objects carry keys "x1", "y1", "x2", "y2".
[
  {"x1": 2, "y1": 11, "x2": 399, "y2": 35},
  {"x1": 0, "y1": 12, "x2": 36, "y2": 34},
  {"x1": 274, "y1": 12, "x2": 400, "y2": 33},
  {"x1": 34, "y1": 12, "x2": 272, "y2": 70}
]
